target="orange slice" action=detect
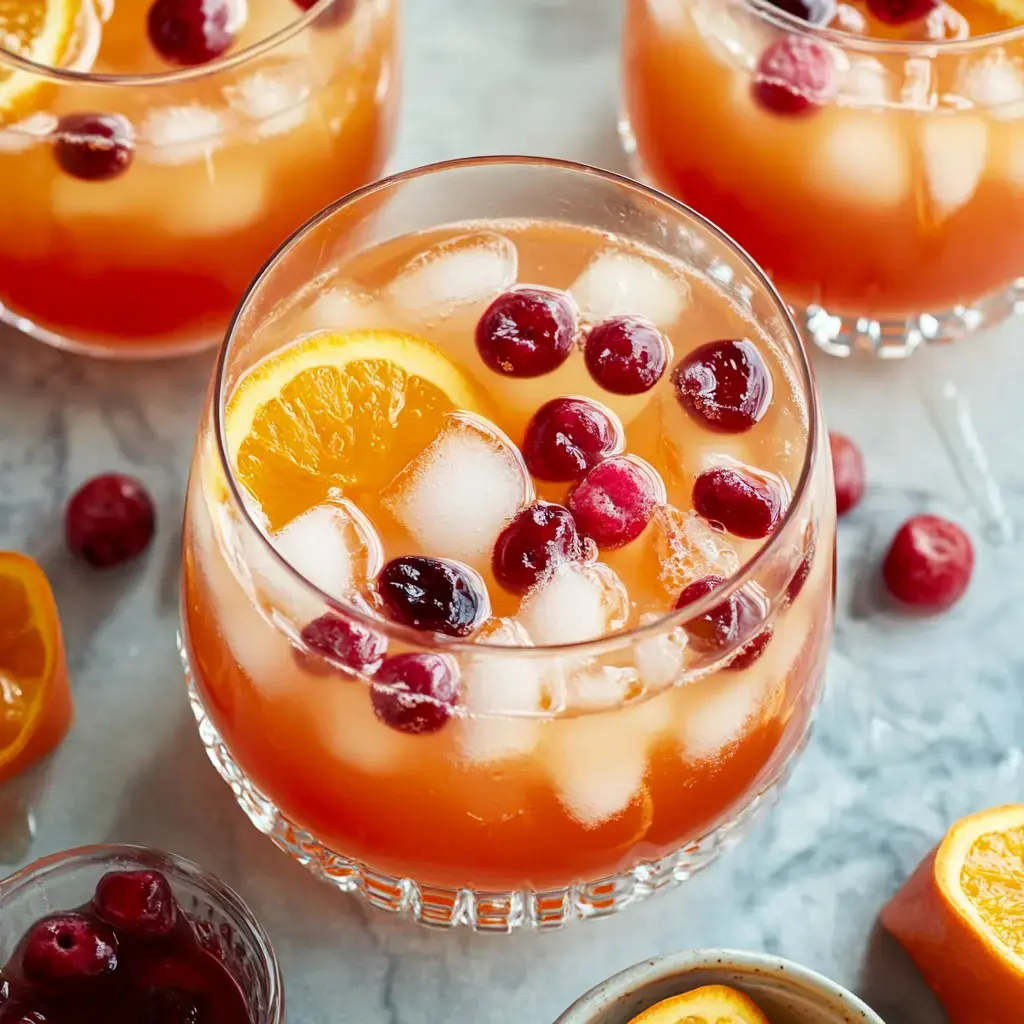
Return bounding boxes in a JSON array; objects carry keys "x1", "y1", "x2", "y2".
[
  {"x1": 0, "y1": 0, "x2": 80, "y2": 119},
  {"x1": 0, "y1": 552, "x2": 72, "y2": 783},
  {"x1": 627, "y1": 985, "x2": 769, "y2": 1024},
  {"x1": 226, "y1": 329, "x2": 493, "y2": 531},
  {"x1": 882, "y1": 804, "x2": 1024, "y2": 1024}
]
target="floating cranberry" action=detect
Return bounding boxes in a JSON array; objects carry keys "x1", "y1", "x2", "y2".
[
  {"x1": 20, "y1": 914, "x2": 118, "y2": 986},
  {"x1": 830, "y1": 432, "x2": 865, "y2": 517},
  {"x1": 767, "y1": 0, "x2": 835, "y2": 21},
  {"x1": 693, "y1": 466, "x2": 785, "y2": 540},
  {"x1": 475, "y1": 287, "x2": 577, "y2": 378},
  {"x1": 787, "y1": 543, "x2": 815, "y2": 603},
  {"x1": 299, "y1": 613, "x2": 387, "y2": 673},
  {"x1": 93, "y1": 870, "x2": 177, "y2": 938},
  {"x1": 522, "y1": 396, "x2": 621, "y2": 482},
  {"x1": 725, "y1": 624, "x2": 774, "y2": 671},
  {"x1": 583, "y1": 316, "x2": 668, "y2": 395},
  {"x1": 290, "y1": 0, "x2": 355, "y2": 19},
  {"x1": 673, "y1": 339, "x2": 772, "y2": 433},
  {"x1": 53, "y1": 113, "x2": 133, "y2": 182},
  {"x1": 675, "y1": 575, "x2": 763, "y2": 654},
  {"x1": 753, "y1": 36, "x2": 836, "y2": 117},
  {"x1": 378, "y1": 556, "x2": 485, "y2": 637},
  {"x1": 147, "y1": 0, "x2": 236, "y2": 66},
  {"x1": 371, "y1": 653, "x2": 459, "y2": 734},
  {"x1": 65, "y1": 473, "x2": 156, "y2": 568},
  {"x1": 568, "y1": 456, "x2": 662, "y2": 549},
  {"x1": 882, "y1": 514, "x2": 973, "y2": 612},
  {"x1": 492, "y1": 502, "x2": 583, "y2": 595},
  {"x1": 866, "y1": 0, "x2": 938, "y2": 23}
]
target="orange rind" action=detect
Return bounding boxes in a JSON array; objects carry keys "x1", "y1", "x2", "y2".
[{"x1": 626, "y1": 984, "x2": 769, "y2": 1024}]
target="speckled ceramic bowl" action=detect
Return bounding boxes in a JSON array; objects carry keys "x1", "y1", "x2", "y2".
[{"x1": 554, "y1": 949, "x2": 885, "y2": 1024}]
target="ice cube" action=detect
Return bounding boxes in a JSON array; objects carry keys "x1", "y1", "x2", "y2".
[
  {"x1": 1005, "y1": 130, "x2": 1024, "y2": 187},
  {"x1": 386, "y1": 232, "x2": 518, "y2": 317},
  {"x1": 224, "y1": 64, "x2": 310, "y2": 138},
  {"x1": 834, "y1": 2, "x2": 866, "y2": 33},
  {"x1": 518, "y1": 562, "x2": 628, "y2": 647},
  {"x1": 383, "y1": 413, "x2": 533, "y2": 567},
  {"x1": 811, "y1": 116, "x2": 910, "y2": 208},
  {"x1": 0, "y1": 112, "x2": 55, "y2": 154},
  {"x1": 925, "y1": 3, "x2": 968, "y2": 41},
  {"x1": 314, "y1": 678, "x2": 413, "y2": 774},
  {"x1": 159, "y1": 163, "x2": 268, "y2": 238},
  {"x1": 690, "y1": 1, "x2": 771, "y2": 73},
  {"x1": 141, "y1": 105, "x2": 225, "y2": 166},
  {"x1": 840, "y1": 56, "x2": 891, "y2": 107},
  {"x1": 570, "y1": 250, "x2": 689, "y2": 328},
  {"x1": 959, "y1": 54, "x2": 1024, "y2": 119},
  {"x1": 653, "y1": 505, "x2": 740, "y2": 601},
  {"x1": 920, "y1": 117, "x2": 987, "y2": 217},
  {"x1": 677, "y1": 673, "x2": 769, "y2": 760},
  {"x1": 566, "y1": 664, "x2": 640, "y2": 712},
  {"x1": 300, "y1": 288, "x2": 389, "y2": 334},
  {"x1": 634, "y1": 613, "x2": 687, "y2": 688}
]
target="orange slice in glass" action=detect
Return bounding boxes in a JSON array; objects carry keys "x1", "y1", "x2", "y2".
[
  {"x1": 626, "y1": 985, "x2": 769, "y2": 1024},
  {"x1": 0, "y1": 0, "x2": 80, "y2": 118},
  {"x1": 0, "y1": 552, "x2": 72, "y2": 783},
  {"x1": 225, "y1": 329, "x2": 494, "y2": 531},
  {"x1": 882, "y1": 804, "x2": 1024, "y2": 1024}
]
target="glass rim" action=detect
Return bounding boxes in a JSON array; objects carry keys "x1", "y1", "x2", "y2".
[
  {"x1": 745, "y1": 0, "x2": 1024, "y2": 53},
  {"x1": 0, "y1": 0, "x2": 354, "y2": 88},
  {"x1": 212, "y1": 153, "x2": 822, "y2": 659}
]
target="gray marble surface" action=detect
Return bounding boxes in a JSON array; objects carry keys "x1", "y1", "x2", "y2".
[{"x1": 2, "y1": 1, "x2": 1023, "y2": 1021}]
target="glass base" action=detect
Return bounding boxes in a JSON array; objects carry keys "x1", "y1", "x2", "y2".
[{"x1": 180, "y1": 635, "x2": 802, "y2": 932}]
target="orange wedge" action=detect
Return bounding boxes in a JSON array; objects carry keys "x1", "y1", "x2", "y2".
[
  {"x1": 226, "y1": 329, "x2": 493, "y2": 531},
  {"x1": 627, "y1": 984, "x2": 769, "y2": 1024},
  {"x1": 0, "y1": 552, "x2": 72, "y2": 783},
  {"x1": 0, "y1": 0, "x2": 80, "y2": 119},
  {"x1": 882, "y1": 804, "x2": 1024, "y2": 1024}
]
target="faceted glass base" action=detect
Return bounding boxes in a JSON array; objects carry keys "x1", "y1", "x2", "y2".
[{"x1": 181, "y1": 636, "x2": 801, "y2": 932}]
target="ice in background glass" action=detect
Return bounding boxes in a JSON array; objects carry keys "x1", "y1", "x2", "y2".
[
  {"x1": 622, "y1": 0, "x2": 1024, "y2": 357},
  {"x1": 0, "y1": 0, "x2": 398, "y2": 358},
  {"x1": 180, "y1": 157, "x2": 836, "y2": 930}
]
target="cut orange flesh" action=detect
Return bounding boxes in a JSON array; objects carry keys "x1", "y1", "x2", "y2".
[
  {"x1": 626, "y1": 984, "x2": 769, "y2": 1024},
  {"x1": 0, "y1": 551, "x2": 72, "y2": 783},
  {"x1": 882, "y1": 804, "x2": 1024, "y2": 1024},
  {"x1": 0, "y1": 0, "x2": 79, "y2": 119}
]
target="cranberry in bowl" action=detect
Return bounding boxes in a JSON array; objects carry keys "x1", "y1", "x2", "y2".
[{"x1": 0, "y1": 845, "x2": 282, "y2": 1024}]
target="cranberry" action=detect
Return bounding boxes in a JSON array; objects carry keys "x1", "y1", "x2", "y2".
[
  {"x1": 378, "y1": 557, "x2": 485, "y2": 637},
  {"x1": 583, "y1": 316, "x2": 669, "y2": 395},
  {"x1": 882, "y1": 514, "x2": 973, "y2": 612},
  {"x1": 371, "y1": 653, "x2": 459, "y2": 734},
  {"x1": 299, "y1": 613, "x2": 387, "y2": 673},
  {"x1": 93, "y1": 870, "x2": 177, "y2": 938},
  {"x1": 787, "y1": 543, "x2": 815, "y2": 603},
  {"x1": 475, "y1": 287, "x2": 577, "y2": 378},
  {"x1": 20, "y1": 913, "x2": 117, "y2": 986},
  {"x1": 142, "y1": 987, "x2": 205, "y2": 1024},
  {"x1": 147, "y1": 0, "x2": 236, "y2": 66},
  {"x1": 753, "y1": 36, "x2": 836, "y2": 117},
  {"x1": 767, "y1": 0, "x2": 835, "y2": 21},
  {"x1": 522, "y1": 396, "x2": 621, "y2": 482},
  {"x1": 568, "y1": 456, "x2": 662, "y2": 549},
  {"x1": 673, "y1": 340, "x2": 772, "y2": 433},
  {"x1": 290, "y1": 0, "x2": 355, "y2": 19},
  {"x1": 725, "y1": 624, "x2": 774, "y2": 671},
  {"x1": 830, "y1": 432, "x2": 865, "y2": 517},
  {"x1": 492, "y1": 502, "x2": 583, "y2": 595},
  {"x1": 692, "y1": 466, "x2": 785, "y2": 540},
  {"x1": 866, "y1": 0, "x2": 938, "y2": 23},
  {"x1": 53, "y1": 113, "x2": 133, "y2": 182},
  {"x1": 675, "y1": 575, "x2": 763, "y2": 654},
  {"x1": 65, "y1": 473, "x2": 156, "y2": 568}
]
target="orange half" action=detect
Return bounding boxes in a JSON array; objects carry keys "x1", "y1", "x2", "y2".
[
  {"x1": 627, "y1": 984, "x2": 769, "y2": 1024},
  {"x1": 0, "y1": 552, "x2": 72, "y2": 782}
]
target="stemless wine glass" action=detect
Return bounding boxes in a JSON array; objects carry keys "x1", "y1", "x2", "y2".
[
  {"x1": 180, "y1": 156, "x2": 836, "y2": 931},
  {"x1": 0, "y1": 0, "x2": 398, "y2": 359},
  {"x1": 622, "y1": 0, "x2": 1024, "y2": 357}
]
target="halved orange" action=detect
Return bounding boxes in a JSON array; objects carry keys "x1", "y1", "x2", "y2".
[
  {"x1": 0, "y1": 0, "x2": 80, "y2": 119},
  {"x1": 882, "y1": 804, "x2": 1024, "y2": 1024},
  {"x1": 226, "y1": 329, "x2": 493, "y2": 531},
  {"x1": 626, "y1": 984, "x2": 769, "y2": 1024},
  {"x1": 0, "y1": 552, "x2": 72, "y2": 783}
]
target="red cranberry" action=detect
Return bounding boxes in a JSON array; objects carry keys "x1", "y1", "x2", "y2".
[
  {"x1": 675, "y1": 575, "x2": 763, "y2": 654},
  {"x1": 866, "y1": 0, "x2": 938, "y2": 23},
  {"x1": 142, "y1": 987, "x2": 205, "y2": 1024},
  {"x1": 492, "y1": 502, "x2": 583, "y2": 595},
  {"x1": 20, "y1": 913, "x2": 118, "y2": 985},
  {"x1": 93, "y1": 870, "x2": 177, "y2": 938},
  {"x1": 522, "y1": 396, "x2": 621, "y2": 482},
  {"x1": 882, "y1": 514, "x2": 973, "y2": 612},
  {"x1": 475, "y1": 287, "x2": 577, "y2": 378},
  {"x1": 693, "y1": 466, "x2": 786, "y2": 540},
  {"x1": 378, "y1": 557, "x2": 485, "y2": 637},
  {"x1": 787, "y1": 543, "x2": 815, "y2": 603},
  {"x1": 290, "y1": 0, "x2": 355, "y2": 20},
  {"x1": 583, "y1": 316, "x2": 668, "y2": 395},
  {"x1": 65, "y1": 473, "x2": 156, "y2": 568},
  {"x1": 371, "y1": 653, "x2": 459, "y2": 734},
  {"x1": 53, "y1": 113, "x2": 133, "y2": 182},
  {"x1": 725, "y1": 624, "x2": 774, "y2": 671},
  {"x1": 830, "y1": 432, "x2": 865, "y2": 517},
  {"x1": 568, "y1": 456, "x2": 662, "y2": 549},
  {"x1": 299, "y1": 613, "x2": 387, "y2": 674},
  {"x1": 147, "y1": 0, "x2": 236, "y2": 66},
  {"x1": 753, "y1": 36, "x2": 836, "y2": 117},
  {"x1": 768, "y1": 0, "x2": 835, "y2": 21},
  {"x1": 673, "y1": 340, "x2": 772, "y2": 433}
]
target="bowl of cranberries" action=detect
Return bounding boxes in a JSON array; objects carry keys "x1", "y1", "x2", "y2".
[{"x1": 0, "y1": 845, "x2": 281, "y2": 1024}]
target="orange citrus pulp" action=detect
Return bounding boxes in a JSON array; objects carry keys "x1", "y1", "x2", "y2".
[
  {"x1": 626, "y1": 984, "x2": 769, "y2": 1024},
  {"x1": 0, "y1": 0, "x2": 80, "y2": 118}
]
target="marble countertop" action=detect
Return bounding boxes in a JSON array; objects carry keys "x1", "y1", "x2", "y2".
[{"x1": 3, "y1": 1, "x2": 1024, "y2": 1021}]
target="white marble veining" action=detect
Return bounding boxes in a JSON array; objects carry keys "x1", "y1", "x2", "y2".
[{"x1": 2, "y1": 1, "x2": 1023, "y2": 1021}]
